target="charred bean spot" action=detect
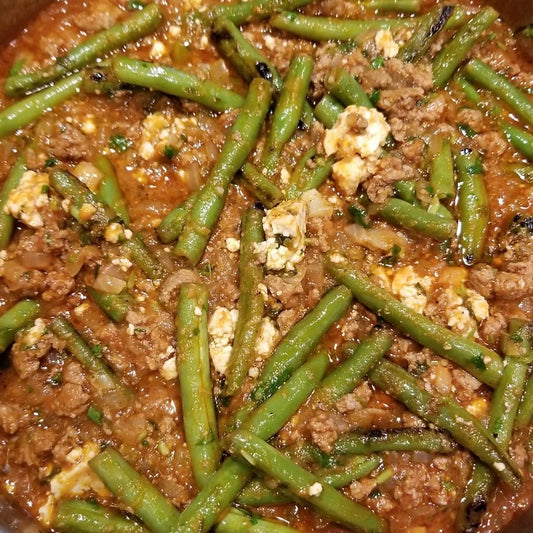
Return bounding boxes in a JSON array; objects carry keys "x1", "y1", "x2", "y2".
[{"x1": 255, "y1": 62, "x2": 273, "y2": 81}]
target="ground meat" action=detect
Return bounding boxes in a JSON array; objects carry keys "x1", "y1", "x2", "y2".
[
  {"x1": 45, "y1": 122, "x2": 90, "y2": 161},
  {"x1": 452, "y1": 368, "x2": 482, "y2": 403},
  {"x1": 49, "y1": 362, "x2": 90, "y2": 418},
  {"x1": 478, "y1": 312, "x2": 506, "y2": 347},
  {"x1": 335, "y1": 382, "x2": 372, "y2": 413},
  {"x1": 468, "y1": 264, "x2": 496, "y2": 299},
  {"x1": 265, "y1": 273, "x2": 305, "y2": 308},
  {"x1": 474, "y1": 131, "x2": 508, "y2": 156},
  {"x1": 11, "y1": 335, "x2": 52, "y2": 380},
  {"x1": 364, "y1": 155, "x2": 416, "y2": 203},
  {"x1": 0, "y1": 403, "x2": 25, "y2": 435},
  {"x1": 308, "y1": 410, "x2": 350, "y2": 452},
  {"x1": 378, "y1": 88, "x2": 425, "y2": 119},
  {"x1": 42, "y1": 271, "x2": 76, "y2": 302}
]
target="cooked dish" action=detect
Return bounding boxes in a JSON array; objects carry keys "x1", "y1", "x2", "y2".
[{"x1": 0, "y1": 0, "x2": 532, "y2": 531}]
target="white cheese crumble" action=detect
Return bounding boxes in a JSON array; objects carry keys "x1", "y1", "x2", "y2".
[
  {"x1": 161, "y1": 356, "x2": 178, "y2": 380},
  {"x1": 208, "y1": 307, "x2": 239, "y2": 374},
  {"x1": 138, "y1": 113, "x2": 197, "y2": 161},
  {"x1": 255, "y1": 200, "x2": 307, "y2": 271},
  {"x1": 5, "y1": 171, "x2": 49, "y2": 228},
  {"x1": 111, "y1": 257, "x2": 133, "y2": 272},
  {"x1": 150, "y1": 40, "x2": 168, "y2": 60},
  {"x1": 255, "y1": 317, "x2": 280, "y2": 357},
  {"x1": 225, "y1": 237, "x2": 241, "y2": 252},
  {"x1": 104, "y1": 222, "x2": 125, "y2": 243},
  {"x1": 324, "y1": 106, "x2": 390, "y2": 195},
  {"x1": 375, "y1": 29, "x2": 399, "y2": 59},
  {"x1": 308, "y1": 482, "x2": 323, "y2": 497},
  {"x1": 391, "y1": 266, "x2": 432, "y2": 314},
  {"x1": 445, "y1": 287, "x2": 489, "y2": 337},
  {"x1": 20, "y1": 318, "x2": 47, "y2": 347},
  {"x1": 38, "y1": 442, "x2": 109, "y2": 525}
]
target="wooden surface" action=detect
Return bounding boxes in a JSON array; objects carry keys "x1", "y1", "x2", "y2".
[{"x1": 485, "y1": 0, "x2": 533, "y2": 30}]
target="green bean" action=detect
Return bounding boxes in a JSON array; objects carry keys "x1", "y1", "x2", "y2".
[
  {"x1": 216, "y1": 509, "x2": 299, "y2": 533},
  {"x1": 360, "y1": 0, "x2": 420, "y2": 12},
  {"x1": 237, "y1": 455, "x2": 381, "y2": 506},
  {"x1": 517, "y1": 374, "x2": 533, "y2": 428},
  {"x1": 50, "y1": 169, "x2": 163, "y2": 279},
  {"x1": 333, "y1": 428, "x2": 457, "y2": 455},
  {"x1": 457, "y1": 75, "x2": 533, "y2": 162},
  {"x1": 320, "y1": 455, "x2": 381, "y2": 488},
  {"x1": 196, "y1": 0, "x2": 314, "y2": 25},
  {"x1": 50, "y1": 316, "x2": 132, "y2": 403},
  {"x1": 270, "y1": 11, "x2": 417, "y2": 41},
  {"x1": 123, "y1": 234, "x2": 165, "y2": 280},
  {"x1": 456, "y1": 323, "x2": 531, "y2": 531},
  {"x1": 251, "y1": 285, "x2": 352, "y2": 404},
  {"x1": 455, "y1": 148, "x2": 489, "y2": 266},
  {"x1": 489, "y1": 320, "x2": 531, "y2": 448},
  {"x1": 285, "y1": 149, "x2": 333, "y2": 200},
  {"x1": 313, "y1": 328, "x2": 392, "y2": 407},
  {"x1": 177, "y1": 349, "x2": 332, "y2": 532},
  {"x1": 176, "y1": 458, "x2": 253, "y2": 533},
  {"x1": 112, "y1": 57, "x2": 244, "y2": 112},
  {"x1": 464, "y1": 58, "x2": 533, "y2": 128},
  {"x1": 50, "y1": 168, "x2": 118, "y2": 235},
  {"x1": 368, "y1": 359, "x2": 520, "y2": 488},
  {"x1": 325, "y1": 68, "x2": 372, "y2": 109},
  {"x1": 433, "y1": 7, "x2": 498, "y2": 88},
  {"x1": 0, "y1": 299, "x2": 40, "y2": 354},
  {"x1": 393, "y1": 180, "x2": 418, "y2": 205},
  {"x1": 228, "y1": 430, "x2": 387, "y2": 533},
  {"x1": 157, "y1": 193, "x2": 199, "y2": 244},
  {"x1": 261, "y1": 55, "x2": 314, "y2": 176},
  {"x1": 213, "y1": 17, "x2": 283, "y2": 93},
  {"x1": 53, "y1": 500, "x2": 149, "y2": 533},
  {"x1": 430, "y1": 137, "x2": 455, "y2": 199},
  {"x1": 177, "y1": 283, "x2": 220, "y2": 487},
  {"x1": 174, "y1": 78, "x2": 272, "y2": 265},
  {"x1": 0, "y1": 73, "x2": 82, "y2": 138},
  {"x1": 0, "y1": 157, "x2": 26, "y2": 248},
  {"x1": 83, "y1": 65, "x2": 122, "y2": 95},
  {"x1": 94, "y1": 155, "x2": 130, "y2": 225},
  {"x1": 499, "y1": 121, "x2": 533, "y2": 161},
  {"x1": 212, "y1": 17, "x2": 315, "y2": 129},
  {"x1": 241, "y1": 163, "x2": 284, "y2": 208},
  {"x1": 326, "y1": 258, "x2": 503, "y2": 387},
  {"x1": 89, "y1": 447, "x2": 181, "y2": 533},
  {"x1": 378, "y1": 198, "x2": 457, "y2": 241},
  {"x1": 225, "y1": 206, "x2": 266, "y2": 396},
  {"x1": 400, "y1": 6, "x2": 454, "y2": 63},
  {"x1": 314, "y1": 94, "x2": 344, "y2": 128},
  {"x1": 456, "y1": 461, "x2": 495, "y2": 533},
  {"x1": 5, "y1": 4, "x2": 162, "y2": 97},
  {"x1": 243, "y1": 351, "x2": 329, "y2": 439},
  {"x1": 87, "y1": 287, "x2": 133, "y2": 323}
]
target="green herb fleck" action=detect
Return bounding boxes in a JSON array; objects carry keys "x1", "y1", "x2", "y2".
[
  {"x1": 127, "y1": 0, "x2": 146, "y2": 10},
  {"x1": 457, "y1": 123, "x2": 478, "y2": 137},
  {"x1": 109, "y1": 134, "x2": 132, "y2": 153},
  {"x1": 379, "y1": 244, "x2": 401, "y2": 267},
  {"x1": 163, "y1": 145, "x2": 179, "y2": 160},
  {"x1": 371, "y1": 56, "x2": 385, "y2": 69},
  {"x1": 45, "y1": 158, "x2": 58, "y2": 168},
  {"x1": 87, "y1": 405, "x2": 103, "y2": 426}
]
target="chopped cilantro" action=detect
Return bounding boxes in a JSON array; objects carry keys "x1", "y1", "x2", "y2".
[
  {"x1": 379, "y1": 244, "x2": 402, "y2": 267},
  {"x1": 371, "y1": 56, "x2": 385, "y2": 69},
  {"x1": 92, "y1": 344, "x2": 103, "y2": 355},
  {"x1": 369, "y1": 89, "x2": 381, "y2": 106},
  {"x1": 348, "y1": 204, "x2": 371, "y2": 228},
  {"x1": 87, "y1": 405, "x2": 103, "y2": 426},
  {"x1": 127, "y1": 0, "x2": 146, "y2": 10},
  {"x1": 457, "y1": 123, "x2": 478, "y2": 137},
  {"x1": 109, "y1": 134, "x2": 132, "y2": 153},
  {"x1": 164, "y1": 145, "x2": 179, "y2": 160},
  {"x1": 45, "y1": 158, "x2": 58, "y2": 168}
]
